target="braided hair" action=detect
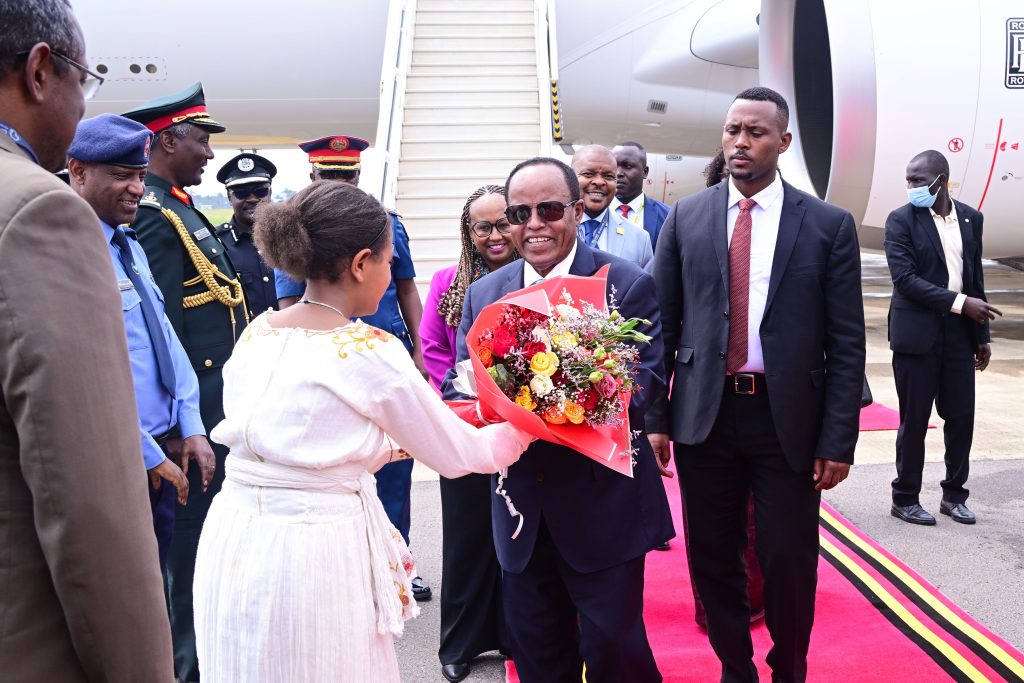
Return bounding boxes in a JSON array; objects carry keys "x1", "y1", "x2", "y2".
[{"x1": 436, "y1": 184, "x2": 518, "y2": 328}]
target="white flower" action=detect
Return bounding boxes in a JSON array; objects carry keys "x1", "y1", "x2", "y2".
[
  {"x1": 555, "y1": 304, "x2": 582, "y2": 321},
  {"x1": 531, "y1": 326, "x2": 552, "y2": 349},
  {"x1": 530, "y1": 374, "x2": 554, "y2": 397}
]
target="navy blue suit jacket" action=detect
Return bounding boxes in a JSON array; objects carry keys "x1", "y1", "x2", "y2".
[
  {"x1": 884, "y1": 200, "x2": 990, "y2": 354},
  {"x1": 643, "y1": 195, "x2": 670, "y2": 250},
  {"x1": 443, "y1": 240, "x2": 674, "y2": 574}
]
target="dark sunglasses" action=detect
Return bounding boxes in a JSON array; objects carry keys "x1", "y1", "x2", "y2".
[
  {"x1": 231, "y1": 186, "x2": 271, "y2": 200},
  {"x1": 504, "y1": 200, "x2": 577, "y2": 225},
  {"x1": 470, "y1": 219, "x2": 512, "y2": 237}
]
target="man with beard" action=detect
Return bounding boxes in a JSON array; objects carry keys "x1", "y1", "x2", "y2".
[
  {"x1": 571, "y1": 144, "x2": 652, "y2": 269},
  {"x1": 0, "y1": 1, "x2": 173, "y2": 678},
  {"x1": 215, "y1": 152, "x2": 278, "y2": 317},
  {"x1": 67, "y1": 113, "x2": 214, "y2": 571},
  {"x1": 611, "y1": 141, "x2": 670, "y2": 251},
  {"x1": 124, "y1": 82, "x2": 246, "y2": 683}
]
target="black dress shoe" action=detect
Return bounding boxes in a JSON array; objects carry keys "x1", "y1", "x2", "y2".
[
  {"x1": 940, "y1": 501, "x2": 976, "y2": 524},
  {"x1": 891, "y1": 503, "x2": 936, "y2": 525},
  {"x1": 654, "y1": 540, "x2": 671, "y2": 551},
  {"x1": 441, "y1": 663, "x2": 470, "y2": 682},
  {"x1": 411, "y1": 575, "x2": 432, "y2": 601}
]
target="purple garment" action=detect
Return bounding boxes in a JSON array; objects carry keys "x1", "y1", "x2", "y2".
[{"x1": 420, "y1": 265, "x2": 459, "y2": 390}]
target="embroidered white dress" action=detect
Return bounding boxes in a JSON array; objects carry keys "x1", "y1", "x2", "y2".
[{"x1": 193, "y1": 314, "x2": 530, "y2": 682}]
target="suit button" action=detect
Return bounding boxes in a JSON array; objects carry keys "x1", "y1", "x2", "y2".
[
  {"x1": 263, "y1": 276, "x2": 270, "y2": 282},
  {"x1": 719, "y1": 351, "x2": 726, "y2": 359},
  {"x1": 211, "y1": 248, "x2": 218, "y2": 254},
  {"x1": 535, "y1": 472, "x2": 545, "y2": 482},
  {"x1": 723, "y1": 311, "x2": 729, "y2": 319},
  {"x1": 204, "y1": 359, "x2": 213, "y2": 368}
]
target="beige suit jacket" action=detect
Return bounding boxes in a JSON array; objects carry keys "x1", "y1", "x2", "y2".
[{"x1": 0, "y1": 134, "x2": 173, "y2": 681}]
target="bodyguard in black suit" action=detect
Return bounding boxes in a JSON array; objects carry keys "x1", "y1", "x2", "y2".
[
  {"x1": 647, "y1": 88, "x2": 866, "y2": 683},
  {"x1": 885, "y1": 150, "x2": 1000, "y2": 526},
  {"x1": 444, "y1": 158, "x2": 673, "y2": 683}
]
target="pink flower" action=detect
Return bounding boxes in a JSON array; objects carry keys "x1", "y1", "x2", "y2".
[{"x1": 596, "y1": 374, "x2": 618, "y2": 398}]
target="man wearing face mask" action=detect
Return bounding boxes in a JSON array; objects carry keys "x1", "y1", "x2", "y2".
[
  {"x1": 215, "y1": 153, "x2": 278, "y2": 317},
  {"x1": 885, "y1": 150, "x2": 1001, "y2": 526}
]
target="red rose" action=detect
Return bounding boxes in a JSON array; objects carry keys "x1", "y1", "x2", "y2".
[
  {"x1": 521, "y1": 341, "x2": 547, "y2": 359},
  {"x1": 580, "y1": 389, "x2": 599, "y2": 411},
  {"x1": 491, "y1": 326, "x2": 517, "y2": 357}
]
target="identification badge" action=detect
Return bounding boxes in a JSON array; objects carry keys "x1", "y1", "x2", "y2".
[
  {"x1": 117, "y1": 278, "x2": 134, "y2": 291},
  {"x1": 193, "y1": 227, "x2": 211, "y2": 240}
]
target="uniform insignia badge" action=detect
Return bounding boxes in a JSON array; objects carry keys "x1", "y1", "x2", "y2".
[
  {"x1": 117, "y1": 278, "x2": 134, "y2": 291},
  {"x1": 617, "y1": 227, "x2": 625, "y2": 235},
  {"x1": 170, "y1": 186, "x2": 190, "y2": 203},
  {"x1": 329, "y1": 137, "x2": 350, "y2": 151},
  {"x1": 143, "y1": 191, "x2": 158, "y2": 203},
  {"x1": 193, "y1": 227, "x2": 211, "y2": 241},
  {"x1": 237, "y1": 157, "x2": 255, "y2": 172}
]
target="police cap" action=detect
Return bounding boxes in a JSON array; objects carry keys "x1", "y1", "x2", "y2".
[{"x1": 217, "y1": 153, "x2": 277, "y2": 188}]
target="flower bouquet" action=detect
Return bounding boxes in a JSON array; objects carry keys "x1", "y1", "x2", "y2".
[{"x1": 455, "y1": 265, "x2": 652, "y2": 477}]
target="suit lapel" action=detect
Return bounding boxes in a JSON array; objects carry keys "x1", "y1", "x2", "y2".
[
  {"x1": 764, "y1": 183, "x2": 806, "y2": 314},
  {"x1": 954, "y1": 200, "x2": 974, "y2": 287},
  {"x1": 569, "y1": 239, "x2": 598, "y2": 276},
  {"x1": 915, "y1": 206, "x2": 945, "y2": 264},
  {"x1": 501, "y1": 261, "x2": 527, "y2": 295},
  {"x1": 708, "y1": 182, "x2": 730, "y2": 290},
  {"x1": 606, "y1": 213, "x2": 624, "y2": 256}
]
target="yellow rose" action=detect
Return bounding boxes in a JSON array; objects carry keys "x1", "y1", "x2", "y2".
[
  {"x1": 563, "y1": 401, "x2": 585, "y2": 425},
  {"x1": 530, "y1": 351, "x2": 560, "y2": 377},
  {"x1": 514, "y1": 386, "x2": 537, "y2": 411},
  {"x1": 551, "y1": 331, "x2": 578, "y2": 351}
]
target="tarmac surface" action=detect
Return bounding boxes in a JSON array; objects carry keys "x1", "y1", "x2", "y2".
[{"x1": 395, "y1": 254, "x2": 1024, "y2": 682}]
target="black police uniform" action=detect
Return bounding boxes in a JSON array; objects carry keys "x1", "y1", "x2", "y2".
[{"x1": 215, "y1": 219, "x2": 277, "y2": 316}]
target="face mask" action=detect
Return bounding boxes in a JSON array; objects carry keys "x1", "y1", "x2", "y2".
[{"x1": 907, "y1": 174, "x2": 943, "y2": 208}]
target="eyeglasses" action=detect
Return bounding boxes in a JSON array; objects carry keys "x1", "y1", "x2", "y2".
[
  {"x1": 18, "y1": 49, "x2": 105, "y2": 100},
  {"x1": 470, "y1": 219, "x2": 511, "y2": 237},
  {"x1": 231, "y1": 186, "x2": 271, "y2": 200},
  {"x1": 504, "y1": 200, "x2": 577, "y2": 225}
]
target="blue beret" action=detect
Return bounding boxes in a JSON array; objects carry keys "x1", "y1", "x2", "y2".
[{"x1": 68, "y1": 114, "x2": 154, "y2": 168}]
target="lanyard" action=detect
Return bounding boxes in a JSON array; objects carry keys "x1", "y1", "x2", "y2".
[
  {"x1": 580, "y1": 209, "x2": 611, "y2": 249},
  {"x1": 0, "y1": 120, "x2": 40, "y2": 165}
]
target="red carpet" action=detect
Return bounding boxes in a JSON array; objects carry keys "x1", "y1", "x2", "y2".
[
  {"x1": 506, "y1": 471, "x2": 1024, "y2": 682},
  {"x1": 859, "y1": 401, "x2": 936, "y2": 432}
]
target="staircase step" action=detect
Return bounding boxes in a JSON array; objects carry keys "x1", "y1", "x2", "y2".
[
  {"x1": 412, "y1": 49, "x2": 534, "y2": 66},
  {"x1": 400, "y1": 139, "x2": 539, "y2": 157},
  {"x1": 398, "y1": 175, "x2": 510, "y2": 195},
  {"x1": 406, "y1": 74, "x2": 537, "y2": 89},
  {"x1": 414, "y1": 36, "x2": 535, "y2": 51},
  {"x1": 399, "y1": 155, "x2": 527, "y2": 176},
  {"x1": 409, "y1": 64, "x2": 536, "y2": 77},
  {"x1": 402, "y1": 121, "x2": 540, "y2": 139},
  {"x1": 397, "y1": 194, "x2": 480, "y2": 216},
  {"x1": 405, "y1": 88, "x2": 537, "y2": 107},
  {"x1": 404, "y1": 105, "x2": 539, "y2": 124},
  {"x1": 415, "y1": 22, "x2": 534, "y2": 37}
]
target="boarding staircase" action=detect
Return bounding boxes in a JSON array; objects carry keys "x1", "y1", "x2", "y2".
[{"x1": 376, "y1": 0, "x2": 558, "y2": 294}]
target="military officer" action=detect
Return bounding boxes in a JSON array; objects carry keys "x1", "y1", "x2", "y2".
[
  {"x1": 275, "y1": 134, "x2": 432, "y2": 601},
  {"x1": 66, "y1": 113, "x2": 216, "y2": 572},
  {"x1": 123, "y1": 82, "x2": 247, "y2": 683},
  {"x1": 215, "y1": 152, "x2": 278, "y2": 316}
]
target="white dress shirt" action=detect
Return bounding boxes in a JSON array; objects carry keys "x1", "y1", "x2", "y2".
[
  {"x1": 929, "y1": 201, "x2": 967, "y2": 314},
  {"x1": 610, "y1": 194, "x2": 645, "y2": 227},
  {"x1": 726, "y1": 174, "x2": 784, "y2": 374},
  {"x1": 523, "y1": 238, "x2": 579, "y2": 286},
  {"x1": 579, "y1": 208, "x2": 611, "y2": 252}
]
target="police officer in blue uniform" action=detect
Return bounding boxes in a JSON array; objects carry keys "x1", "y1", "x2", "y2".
[
  {"x1": 215, "y1": 153, "x2": 278, "y2": 317},
  {"x1": 66, "y1": 113, "x2": 216, "y2": 573},
  {"x1": 276, "y1": 134, "x2": 432, "y2": 601},
  {"x1": 123, "y1": 83, "x2": 247, "y2": 683}
]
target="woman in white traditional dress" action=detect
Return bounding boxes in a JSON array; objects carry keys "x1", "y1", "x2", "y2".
[{"x1": 192, "y1": 180, "x2": 533, "y2": 682}]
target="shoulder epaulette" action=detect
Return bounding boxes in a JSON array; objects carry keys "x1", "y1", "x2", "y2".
[
  {"x1": 139, "y1": 186, "x2": 165, "y2": 209},
  {"x1": 215, "y1": 222, "x2": 232, "y2": 236}
]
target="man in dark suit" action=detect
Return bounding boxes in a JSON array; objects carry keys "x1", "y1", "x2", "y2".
[
  {"x1": 612, "y1": 141, "x2": 671, "y2": 250},
  {"x1": 648, "y1": 87, "x2": 866, "y2": 683},
  {"x1": 123, "y1": 83, "x2": 246, "y2": 683},
  {"x1": 885, "y1": 150, "x2": 1000, "y2": 526},
  {"x1": 443, "y1": 157, "x2": 673, "y2": 683}
]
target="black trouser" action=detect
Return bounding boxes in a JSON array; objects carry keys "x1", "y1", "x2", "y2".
[
  {"x1": 439, "y1": 472, "x2": 507, "y2": 665},
  {"x1": 676, "y1": 380, "x2": 821, "y2": 683},
  {"x1": 502, "y1": 521, "x2": 660, "y2": 683},
  {"x1": 892, "y1": 314, "x2": 976, "y2": 506}
]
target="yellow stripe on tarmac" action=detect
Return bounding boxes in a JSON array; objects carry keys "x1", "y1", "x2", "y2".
[
  {"x1": 819, "y1": 536, "x2": 990, "y2": 682},
  {"x1": 821, "y1": 508, "x2": 1024, "y2": 680}
]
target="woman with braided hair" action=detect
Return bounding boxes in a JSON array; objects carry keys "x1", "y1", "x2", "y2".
[{"x1": 419, "y1": 184, "x2": 518, "y2": 682}]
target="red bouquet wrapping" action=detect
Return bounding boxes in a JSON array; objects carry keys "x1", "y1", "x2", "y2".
[{"x1": 455, "y1": 265, "x2": 653, "y2": 477}]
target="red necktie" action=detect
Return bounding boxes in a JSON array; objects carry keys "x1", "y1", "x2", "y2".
[
  {"x1": 727, "y1": 198, "x2": 757, "y2": 374},
  {"x1": 617, "y1": 205, "x2": 631, "y2": 220}
]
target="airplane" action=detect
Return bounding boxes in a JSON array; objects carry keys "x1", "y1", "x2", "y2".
[{"x1": 75, "y1": 0, "x2": 1024, "y2": 262}]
